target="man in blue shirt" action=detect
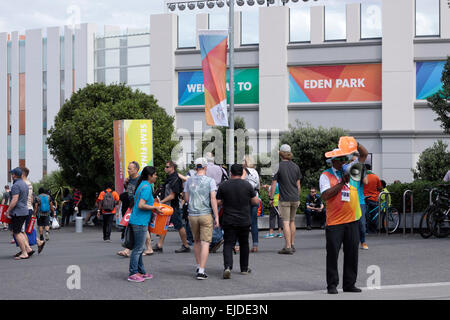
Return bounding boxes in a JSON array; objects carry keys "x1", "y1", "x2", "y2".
[{"x1": 6, "y1": 168, "x2": 33, "y2": 260}]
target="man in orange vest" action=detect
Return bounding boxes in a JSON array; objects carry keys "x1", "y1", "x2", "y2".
[{"x1": 319, "y1": 137, "x2": 368, "y2": 294}]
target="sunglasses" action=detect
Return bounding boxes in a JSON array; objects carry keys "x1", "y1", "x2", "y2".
[
  {"x1": 334, "y1": 157, "x2": 348, "y2": 162},
  {"x1": 165, "y1": 166, "x2": 171, "y2": 169}
]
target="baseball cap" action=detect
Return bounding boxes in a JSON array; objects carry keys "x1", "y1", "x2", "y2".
[
  {"x1": 280, "y1": 144, "x2": 291, "y2": 153},
  {"x1": 194, "y1": 157, "x2": 208, "y2": 169},
  {"x1": 10, "y1": 167, "x2": 22, "y2": 177}
]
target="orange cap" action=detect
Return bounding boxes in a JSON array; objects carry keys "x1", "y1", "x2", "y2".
[{"x1": 325, "y1": 136, "x2": 358, "y2": 159}]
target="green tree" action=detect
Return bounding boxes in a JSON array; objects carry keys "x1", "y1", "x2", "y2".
[
  {"x1": 279, "y1": 121, "x2": 348, "y2": 189},
  {"x1": 427, "y1": 56, "x2": 450, "y2": 134},
  {"x1": 47, "y1": 83, "x2": 177, "y2": 205},
  {"x1": 32, "y1": 170, "x2": 71, "y2": 208},
  {"x1": 412, "y1": 140, "x2": 450, "y2": 181}
]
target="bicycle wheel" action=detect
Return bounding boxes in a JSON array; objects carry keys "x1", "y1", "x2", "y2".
[
  {"x1": 419, "y1": 206, "x2": 433, "y2": 239},
  {"x1": 382, "y1": 207, "x2": 401, "y2": 233},
  {"x1": 428, "y1": 207, "x2": 450, "y2": 238}
]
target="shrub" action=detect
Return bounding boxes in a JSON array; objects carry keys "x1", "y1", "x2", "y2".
[{"x1": 412, "y1": 140, "x2": 450, "y2": 181}]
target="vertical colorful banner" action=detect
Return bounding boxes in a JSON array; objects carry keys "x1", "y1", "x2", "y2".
[
  {"x1": 199, "y1": 29, "x2": 229, "y2": 127},
  {"x1": 114, "y1": 119, "x2": 153, "y2": 193},
  {"x1": 416, "y1": 61, "x2": 445, "y2": 100}
]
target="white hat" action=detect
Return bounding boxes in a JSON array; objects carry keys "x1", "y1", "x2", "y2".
[
  {"x1": 280, "y1": 144, "x2": 291, "y2": 153},
  {"x1": 194, "y1": 157, "x2": 208, "y2": 168}
]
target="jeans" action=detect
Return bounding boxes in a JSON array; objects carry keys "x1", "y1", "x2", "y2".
[
  {"x1": 223, "y1": 226, "x2": 250, "y2": 272},
  {"x1": 129, "y1": 224, "x2": 148, "y2": 276},
  {"x1": 359, "y1": 204, "x2": 367, "y2": 244},
  {"x1": 250, "y1": 205, "x2": 259, "y2": 247},
  {"x1": 305, "y1": 208, "x2": 326, "y2": 227}
]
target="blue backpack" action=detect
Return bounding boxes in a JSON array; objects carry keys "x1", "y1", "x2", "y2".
[{"x1": 39, "y1": 194, "x2": 50, "y2": 213}]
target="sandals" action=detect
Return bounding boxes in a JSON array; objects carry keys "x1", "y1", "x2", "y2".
[
  {"x1": 38, "y1": 242, "x2": 45, "y2": 254},
  {"x1": 143, "y1": 251, "x2": 154, "y2": 256},
  {"x1": 15, "y1": 255, "x2": 30, "y2": 260},
  {"x1": 117, "y1": 251, "x2": 130, "y2": 257},
  {"x1": 250, "y1": 247, "x2": 258, "y2": 253}
]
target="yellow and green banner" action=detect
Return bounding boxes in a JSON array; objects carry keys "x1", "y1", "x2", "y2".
[{"x1": 114, "y1": 119, "x2": 153, "y2": 193}]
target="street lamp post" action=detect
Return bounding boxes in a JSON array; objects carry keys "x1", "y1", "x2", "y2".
[{"x1": 228, "y1": 0, "x2": 235, "y2": 168}]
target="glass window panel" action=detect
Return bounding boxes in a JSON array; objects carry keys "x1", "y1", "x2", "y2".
[
  {"x1": 361, "y1": 2, "x2": 382, "y2": 39},
  {"x1": 127, "y1": 47, "x2": 149, "y2": 66},
  {"x1": 104, "y1": 36, "x2": 121, "y2": 49},
  {"x1": 60, "y1": 36, "x2": 64, "y2": 70},
  {"x1": 178, "y1": 14, "x2": 196, "y2": 48},
  {"x1": 19, "y1": 135, "x2": 25, "y2": 159},
  {"x1": 105, "y1": 68, "x2": 120, "y2": 85},
  {"x1": 415, "y1": 0, "x2": 440, "y2": 36},
  {"x1": 127, "y1": 66, "x2": 149, "y2": 85},
  {"x1": 19, "y1": 40, "x2": 25, "y2": 73},
  {"x1": 325, "y1": 5, "x2": 346, "y2": 41},
  {"x1": 7, "y1": 42, "x2": 11, "y2": 73},
  {"x1": 127, "y1": 34, "x2": 150, "y2": 47},
  {"x1": 131, "y1": 85, "x2": 150, "y2": 95},
  {"x1": 290, "y1": 7, "x2": 311, "y2": 43},
  {"x1": 105, "y1": 49, "x2": 120, "y2": 67},
  {"x1": 241, "y1": 10, "x2": 259, "y2": 45},
  {"x1": 209, "y1": 13, "x2": 228, "y2": 30},
  {"x1": 43, "y1": 38, "x2": 47, "y2": 72}
]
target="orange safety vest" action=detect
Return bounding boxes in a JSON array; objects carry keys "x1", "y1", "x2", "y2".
[{"x1": 322, "y1": 169, "x2": 361, "y2": 226}]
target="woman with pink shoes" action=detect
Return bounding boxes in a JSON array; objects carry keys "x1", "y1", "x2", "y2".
[{"x1": 127, "y1": 166, "x2": 162, "y2": 283}]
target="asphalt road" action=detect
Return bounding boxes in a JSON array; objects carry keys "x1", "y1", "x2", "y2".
[{"x1": 1, "y1": 224, "x2": 450, "y2": 300}]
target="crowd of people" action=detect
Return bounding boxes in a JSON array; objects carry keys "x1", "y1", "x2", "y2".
[{"x1": 1, "y1": 136, "x2": 405, "y2": 293}]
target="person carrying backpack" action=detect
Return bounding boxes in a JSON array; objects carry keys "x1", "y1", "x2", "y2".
[
  {"x1": 97, "y1": 184, "x2": 120, "y2": 242},
  {"x1": 36, "y1": 187, "x2": 54, "y2": 241}
]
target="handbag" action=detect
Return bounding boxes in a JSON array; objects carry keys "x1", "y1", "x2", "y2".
[
  {"x1": 121, "y1": 224, "x2": 134, "y2": 249},
  {"x1": 51, "y1": 216, "x2": 60, "y2": 229}
]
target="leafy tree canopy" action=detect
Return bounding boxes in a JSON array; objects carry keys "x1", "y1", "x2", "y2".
[{"x1": 428, "y1": 56, "x2": 450, "y2": 134}]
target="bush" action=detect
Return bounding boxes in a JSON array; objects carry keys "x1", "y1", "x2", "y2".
[
  {"x1": 279, "y1": 121, "x2": 348, "y2": 188},
  {"x1": 412, "y1": 140, "x2": 450, "y2": 181},
  {"x1": 259, "y1": 184, "x2": 312, "y2": 216},
  {"x1": 386, "y1": 180, "x2": 450, "y2": 213}
]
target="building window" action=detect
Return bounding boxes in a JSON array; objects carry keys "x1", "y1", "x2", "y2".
[
  {"x1": 325, "y1": 4, "x2": 346, "y2": 41},
  {"x1": 178, "y1": 14, "x2": 196, "y2": 48},
  {"x1": 241, "y1": 10, "x2": 259, "y2": 45},
  {"x1": 289, "y1": 7, "x2": 310, "y2": 43},
  {"x1": 361, "y1": 2, "x2": 382, "y2": 39},
  {"x1": 209, "y1": 12, "x2": 228, "y2": 30},
  {"x1": 415, "y1": 0, "x2": 440, "y2": 37}
]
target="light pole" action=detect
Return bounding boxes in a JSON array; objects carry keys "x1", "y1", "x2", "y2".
[{"x1": 228, "y1": 0, "x2": 235, "y2": 167}]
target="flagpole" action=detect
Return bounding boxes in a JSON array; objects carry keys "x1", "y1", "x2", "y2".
[{"x1": 228, "y1": 0, "x2": 235, "y2": 168}]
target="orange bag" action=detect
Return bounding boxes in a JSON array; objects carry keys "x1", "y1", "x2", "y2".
[{"x1": 148, "y1": 203, "x2": 174, "y2": 236}]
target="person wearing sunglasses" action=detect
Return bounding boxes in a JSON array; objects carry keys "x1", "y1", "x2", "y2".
[{"x1": 319, "y1": 137, "x2": 368, "y2": 294}]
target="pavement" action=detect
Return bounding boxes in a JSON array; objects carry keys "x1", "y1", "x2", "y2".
[{"x1": 1, "y1": 224, "x2": 450, "y2": 300}]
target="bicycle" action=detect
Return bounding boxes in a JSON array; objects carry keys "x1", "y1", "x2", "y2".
[
  {"x1": 425, "y1": 185, "x2": 450, "y2": 238},
  {"x1": 366, "y1": 194, "x2": 401, "y2": 234}
]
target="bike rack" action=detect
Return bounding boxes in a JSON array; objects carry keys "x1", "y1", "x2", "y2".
[
  {"x1": 403, "y1": 190, "x2": 414, "y2": 236},
  {"x1": 377, "y1": 191, "x2": 392, "y2": 236}
]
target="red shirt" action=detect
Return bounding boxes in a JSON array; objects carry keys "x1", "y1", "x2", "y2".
[{"x1": 363, "y1": 173, "x2": 382, "y2": 202}]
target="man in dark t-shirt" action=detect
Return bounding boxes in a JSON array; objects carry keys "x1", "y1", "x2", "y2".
[
  {"x1": 216, "y1": 164, "x2": 259, "y2": 279},
  {"x1": 270, "y1": 144, "x2": 302, "y2": 255},
  {"x1": 305, "y1": 187, "x2": 326, "y2": 230}
]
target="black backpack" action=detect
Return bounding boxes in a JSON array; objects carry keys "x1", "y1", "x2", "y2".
[{"x1": 102, "y1": 190, "x2": 115, "y2": 212}]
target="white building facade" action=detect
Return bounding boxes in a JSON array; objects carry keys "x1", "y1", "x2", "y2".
[{"x1": 1, "y1": 0, "x2": 449, "y2": 186}]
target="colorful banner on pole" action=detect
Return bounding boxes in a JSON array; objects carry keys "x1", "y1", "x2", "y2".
[
  {"x1": 416, "y1": 61, "x2": 445, "y2": 100},
  {"x1": 178, "y1": 69, "x2": 259, "y2": 106},
  {"x1": 289, "y1": 64, "x2": 382, "y2": 103},
  {"x1": 199, "y1": 29, "x2": 229, "y2": 127},
  {"x1": 114, "y1": 120, "x2": 153, "y2": 193}
]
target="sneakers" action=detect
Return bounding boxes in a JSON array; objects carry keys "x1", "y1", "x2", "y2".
[
  {"x1": 291, "y1": 245, "x2": 296, "y2": 253},
  {"x1": 175, "y1": 245, "x2": 191, "y2": 253},
  {"x1": 104, "y1": 239, "x2": 112, "y2": 243},
  {"x1": 360, "y1": 243, "x2": 369, "y2": 250},
  {"x1": 87, "y1": 221, "x2": 95, "y2": 226},
  {"x1": 306, "y1": 225, "x2": 312, "y2": 230},
  {"x1": 196, "y1": 272, "x2": 208, "y2": 280},
  {"x1": 327, "y1": 286, "x2": 338, "y2": 294},
  {"x1": 127, "y1": 274, "x2": 145, "y2": 283},
  {"x1": 264, "y1": 233, "x2": 275, "y2": 239},
  {"x1": 276, "y1": 233, "x2": 283, "y2": 238},
  {"x1": 45, "y1": 232, "x2": 49, "y2": 241},
  {"x1": 343, "y1": 286, "x2": 362, "y2": 293},
  {"x1": 152, "y1": 244, "x2": 163, "y2": 253},
  {"x1": 240, "y1": 268, "x2": 252, "y2": 275},
  {"x1": 223, "y1": 268, "x2": 231, "y2": 279},
  {"x1": 210, "y1": 239, "x2": 224, "y2": 253},
  {"x1": 278, "y1": 247, "x2": 293, "y2": 255},
  {"x1": 140, "y1": 273, "x2": 153, "y2": 280}
]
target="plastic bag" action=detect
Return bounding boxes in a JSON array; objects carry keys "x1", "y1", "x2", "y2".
[{"x1": 51, "y1": 216, "x2": 60, "y2": 229}]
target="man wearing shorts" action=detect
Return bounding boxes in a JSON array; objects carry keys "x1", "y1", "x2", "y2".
[
  {"x1": 184, "y1": 158, "x2": 219, "y2": 280},
  {"x1": 153, "y1": 160, "x2": 191, "y2": 253},
  {"x1": 270, "y1": 144, "x2": 302, "y2": 255},
  {"x1": 5, "y1": 168, "x2": 32, "y2": 260}
]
